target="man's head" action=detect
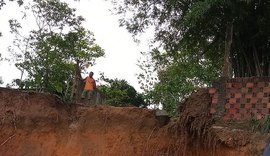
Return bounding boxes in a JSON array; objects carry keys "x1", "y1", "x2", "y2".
[{"x1": 89, "y1": 72, "x2": 94, "y2": 77}]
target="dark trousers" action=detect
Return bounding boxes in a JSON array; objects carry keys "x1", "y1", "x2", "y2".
[{"x1": 81, "y1": 90, "x2": 94, "y2": 100}]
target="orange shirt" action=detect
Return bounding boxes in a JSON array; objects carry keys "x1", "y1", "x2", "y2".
[{"x1": 84, "y1": 76, "x2": 96, "y2": 90}]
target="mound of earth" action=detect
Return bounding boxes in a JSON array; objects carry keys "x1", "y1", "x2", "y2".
[{"x1": 0, "y1": 87, "x2": 268, "y2": 156}]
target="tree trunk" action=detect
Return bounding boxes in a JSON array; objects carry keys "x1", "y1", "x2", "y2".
[
  {"x1": 71, "y1": 60, "x2": 84, "y2": 102},
  {"x1": 268, "y1": 61, "x2": 270, "y2": 76},
  {"x1": 222, "y1": 22, "x2": 233, "y2": 78},
  {"x1": 253, "y1": 44, "x2": 262, "y2": 76},
  {"x1": 243, "y1": 51, "x2": 252, "y2": 77}
]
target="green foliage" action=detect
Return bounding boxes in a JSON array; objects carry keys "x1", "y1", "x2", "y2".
[
  {"x1": 139, "y1": 48, "x2": 220, "y2": 115},
  {"x1": 184, "y1": 0, "x2": 218, "y2": 26},
  {"x1": 249, "y1": 116, "x2": 270, "y2": 133},
  {"x1": 249, "y1": 117, "x2": 260, "y2": 132},
  {"x1": 114, "y1": 0, "x2": 270, "y2": 77},
  {"x1": 99, "y1": 75, "x2": 146, "y2": 107},
  {"x1": 8, "y1": 0, "x2": 104, "y2": 100}
]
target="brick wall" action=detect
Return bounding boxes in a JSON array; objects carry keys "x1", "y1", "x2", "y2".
[{"x1": 209, "y1": 77, "x2": 270, "y2": 120}]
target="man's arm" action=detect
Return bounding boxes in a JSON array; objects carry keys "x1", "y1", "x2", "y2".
[{"x1": 93, "y1": 80, "x2": 97, "y2": 90}]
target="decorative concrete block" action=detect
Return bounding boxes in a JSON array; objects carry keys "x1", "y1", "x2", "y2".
[
  {"x1": 257, "y1": 92, "x2": 264, "y2": 98},
  {"x1": 257, "y1": 82, "x2": 265, "y2": 88},
  {"x1": 239, "y1": 108, "x2": 246, "y2": 114},
  {"x1": 246, "y1": 82, "x2": 254, "y2": 88},
  {"x1": 250, "y1": 98, "x2": 257, "y2": 103},
  {"x1": 233, "y1": 83, "x2": 242, "y2": 89},
  {"x1": 235, "y1": 93, "x2": 242, "y2": 98},
  {"x1": 229, "y1": 98, "x2": 236, "y2": 104},
  {"x1": 264, "y1": 87, "x2": 270, "y2": 93},
  {"x1": 245, "y1": 93, "x2": 253, "y2": 98},
  {"x1": 241, "y1": 88, "x2": 249, "y2": 93},
  {"x1": 234, "y1": 103, "x2": 240, "y2": 108},
  {"x1": 245, "y1": 103, "x2": 252, "y2": 108},
  {"x1": 209, "y1": 87, "x2": 216, "y2": 94},
  {"x1": 262, "y1": 98, "x2": 269, "y2": 103},
  {"x1": 229, "y1": 108, "x2": 237, "y2": 114},
  {"x1": 225, "y1": 103, "x2": 230, "y2": 109},
  {"x1": 261, "y1": 109, "x2": 269, "y2": 115},
  {"x1": 226, "y1": 83, "x2": 232, "y2": 88}
]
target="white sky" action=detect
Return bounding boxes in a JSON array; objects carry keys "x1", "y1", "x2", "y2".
[{"x1": 0, "y1": 0, "x2": 154, "y2": 92}]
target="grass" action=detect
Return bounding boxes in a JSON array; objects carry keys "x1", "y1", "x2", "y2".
[{"x1": 249, "y1": 115, "x2": 270, "y2": 133}]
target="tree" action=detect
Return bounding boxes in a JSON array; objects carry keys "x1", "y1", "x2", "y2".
[
  {"x1": 112, "y1": 0, "x2": 270, "y2": 114},
  {"x1": 113, "y1": 0, "x2": 270, "y2": 76},
  {"x1": 138, "y1": 48, "x2": 220, "y2": 115},
  {"x1": 99, "y1": 74, "x2": 146, "y2": 107},
  {"x1": 8, "y1": 0, "x2": 104, "y2": 100}
]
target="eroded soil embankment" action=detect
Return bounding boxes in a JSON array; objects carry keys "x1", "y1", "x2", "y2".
[{"x1": 0, "y1": 88, "x2": 268, "y2": 156}]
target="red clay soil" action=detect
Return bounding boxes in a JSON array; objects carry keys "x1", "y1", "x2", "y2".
[{"x1": 0, "y1": 87, "x2": 268, "y2": 156}]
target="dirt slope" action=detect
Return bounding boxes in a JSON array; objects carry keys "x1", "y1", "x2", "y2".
[{"x1": 0, "y1": 87, "x2": 268, "y2": 156}]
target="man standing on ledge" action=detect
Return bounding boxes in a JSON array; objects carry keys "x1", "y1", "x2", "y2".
[{"x1": 81, "y1": 71, "x2": 96, "y2": 100}]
